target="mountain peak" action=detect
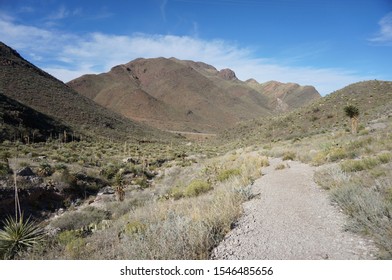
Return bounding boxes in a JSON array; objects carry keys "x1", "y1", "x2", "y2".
[{"x1": 218, "y1": 68, "x2": 238, "y2": 81}]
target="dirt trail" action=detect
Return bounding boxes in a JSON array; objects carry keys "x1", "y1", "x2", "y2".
[{"x1": 211, "y1": 158, "x2": 378, "y2": 259}]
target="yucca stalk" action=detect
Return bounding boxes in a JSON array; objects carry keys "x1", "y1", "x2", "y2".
[
  {"x1": 0, "y1": 157, "x2": 44, "y2": 259},
  {"x1": 0, "y1": 215, "x2": 45, "y2": 259}
]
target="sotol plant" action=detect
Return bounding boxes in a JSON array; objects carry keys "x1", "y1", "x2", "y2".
[
  {"x1": 0, "y1": 215, "x2": 45, "y2": 259},
  {"x1": 0, "y1": 160, "x2": 45, "y2": 259}
]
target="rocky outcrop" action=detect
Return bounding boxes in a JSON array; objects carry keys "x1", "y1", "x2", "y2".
[{"x1": 218, "y1": 68, "x2": 238, "y2": 81}]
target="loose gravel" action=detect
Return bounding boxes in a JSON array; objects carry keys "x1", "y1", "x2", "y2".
[{"x1": 211, "y1": 158, "x2": 378, "y2": 260}]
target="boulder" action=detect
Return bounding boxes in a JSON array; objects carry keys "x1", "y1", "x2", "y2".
[{"x1": 16, "y1": 166, "x2": 35, "y2": 177}]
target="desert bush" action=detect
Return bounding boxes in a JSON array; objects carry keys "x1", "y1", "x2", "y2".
[
  {"x1": 123, "y1": 220, "x2": 147, "y2": 236},
  {"x1": 260, "y1": 156, "x2": 270, "y2": 167},
  {"x1": 50, "y1": 207, "x2": 110, "y2": 231},
  {"x1": 378, "y1": 152, "x2": 392, "y2": 164},
  {"x1": 37, "y1": 162, "x2": 54, "y2": 177},
  {"x1": 57, "y1": 230, "x2": 86, "y2": 259},
  {"x1": 275, "y1": 163, "x2": 286, "y2": 170},
  {"x1": 282, "y1": 151, "x2": 296, "y2": 161},
  {"x1": 330, "y1": 183, "x2": 392, "y2": 258},
  {"x1": 328, "y1": 147, "x2": 351, "y2": 161},
  {"x1": 340, "y1": 157, "x2": 380, "y2": 172},
  {"x1": 134, "y1": 177, "x2": 150, "y2": 189},
  {"x1": 314, "y1": 166, "x2": 351, "y2": 190},
  {"x1": 217, "y1": 168, "x2": 242, "y2": 182},
  {"x1": 0, "y1": 161, "x2": 12, "y2": 177},
  {"x1": 167, "y1": 185, "x2": 184, "y2": 200},
  {"x1": 184, "y1": 180, "x2": 212, "y2": 197}
]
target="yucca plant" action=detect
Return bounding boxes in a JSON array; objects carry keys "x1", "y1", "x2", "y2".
[{"x1": 0, "y1": 214, "x2": 45, "y2": 259}]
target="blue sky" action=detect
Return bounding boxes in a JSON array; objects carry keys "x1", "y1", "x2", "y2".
[{"x1": 0, "y1": 0, "x2": 391, "y2": 95}]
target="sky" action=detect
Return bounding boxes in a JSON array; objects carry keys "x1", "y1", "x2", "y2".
[{"x1": 0, "y1": 0, "x2": 391, "y2": 95}]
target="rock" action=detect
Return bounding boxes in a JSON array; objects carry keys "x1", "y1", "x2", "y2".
[
  {"x1": 122, "y1": 157, "x2": 140, "y2": 164},
  {"x1": 98, "y1": 186, "x2": 115, "y2": 195},
  {"x1": 367, "y1": 122, "x2": 387, "y2": 132},
  {"x1": 218, "y1": 68, "x2": 238, "y2": 81},
  {"x1": 17, "y1": 166, "x2": 35, "y2": 177}
]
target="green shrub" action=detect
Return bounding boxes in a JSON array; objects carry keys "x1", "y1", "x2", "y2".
[
  {"x1": 217, "y1": 169, "x2": 241, "y2": 182},
  {"x1": 50, "y1": 207, "x2": 110, "y2": 230},
  {"x1": 378, "y1": 153, "x2": 392, "y2": 164},
  {"x1": 340, "y1": 157, "x2": 380, "y2": 172},
  {"x1": 123, "y1": 220, "x2": 147, "y2": 235},
  {"x1": 167, "y1": 186, "x2": 184, "y2": 200},
  {"x1": 328, "y1": 147, "x2": 351, "y2": 162},
  {"x1": 57, "y1": 230, "x2": 82, "y2": 246},
  {"x1": 134, "y1": 177, "x2": 150, "y2": 189},
  {"x1": 184, "y1": 180, "x2": 212, "y2": 197},
  {"x1": 0, "y1": 161, "x2": 12, "y2": 177},
  {"x1": 37, "y1": 162, "x2": 54, "y2": 177}
]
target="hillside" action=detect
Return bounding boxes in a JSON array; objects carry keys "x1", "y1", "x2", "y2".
[
  {"x1": 220, "y1": 80, "x2": 392, "y2": 146},
  {"x1": 68, "y1": 57, "x2": 320, "y2": 133},
  {"x1": 245, "y1": 79, "x2": 320, "y2": 112},
  {"x1": 0, "y1": 42, "x2": 172, "y2": 142},
  {"x1": 0, "y1": 92, "x2": 73, "y2": 142}
]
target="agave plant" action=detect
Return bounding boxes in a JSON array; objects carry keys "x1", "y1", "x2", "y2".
[{"x1": 0, "y1": 215, "x2": 45, "y2": 259}]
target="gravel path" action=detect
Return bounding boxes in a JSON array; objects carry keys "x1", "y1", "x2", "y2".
[{"x1": 211, "y1": 158, "x2": 378, "y2": 260}]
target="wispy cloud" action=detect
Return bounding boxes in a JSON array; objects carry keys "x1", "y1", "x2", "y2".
[
  {"x1": 369, "y1": 12, "x2": 392, "y2": 45},
  {"x1": 160, "y1": 0, "x2": 168, "y2": 22},
  {"x1": 0, "y1": 14, "x2": 373, "y2": 95},
  {"x1": 46, "y1": 5, "x2": 82, "y2": 20}
]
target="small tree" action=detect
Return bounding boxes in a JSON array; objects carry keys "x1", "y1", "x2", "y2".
[{"x1": 344, "y1": 105, "x2": 360, "y2": 134}]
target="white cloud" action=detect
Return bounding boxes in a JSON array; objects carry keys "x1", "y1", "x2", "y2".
[
  {"x1": 0, "y1": 15, "x2": 373, "y2": 95},
  {"x1": 369, "y1": 12, "x2": 392, "y2": 45}
]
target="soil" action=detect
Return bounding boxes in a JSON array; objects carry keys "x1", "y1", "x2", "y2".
[{"x1": 211, "y1": 158, "x2": 378, "y2": 259}]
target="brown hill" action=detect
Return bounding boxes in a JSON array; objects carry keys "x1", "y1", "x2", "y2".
[
  {"x1": 0, "y1": 42, "x2": 171, "y2": 142},
  {"x1": 245, "y1": 79, "x2": 321, "y2": 112},
  {"x1": 220, "y1": 80, "x2": 392, "y2": 146},
  {"x1": 68, "y1": 57, "x2": 320, "y2": 133}
]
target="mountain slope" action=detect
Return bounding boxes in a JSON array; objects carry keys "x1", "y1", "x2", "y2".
[
  {"x1": 245, "y1": 79, "x2": 321, "y2": 112},
  {"x1": 68, "y1": 57, "x2": 320, "y2": 133},
  {"x1": 0, "y1": 92, "x2": 72, "y2": 142},
  {"x1": 0, "y1": 42, "x2": 171, "y2": 142},
  {"x1": 220, "y1": 80, "x2": 392, "y2": 145}
]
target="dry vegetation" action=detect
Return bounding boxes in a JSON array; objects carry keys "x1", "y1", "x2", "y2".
[
  {"x1": 1, "y1": 77, "x2": 392, "y2": 260},
  {"x1": 1, "y1": 137, "x2": 268, "y2": 259}
]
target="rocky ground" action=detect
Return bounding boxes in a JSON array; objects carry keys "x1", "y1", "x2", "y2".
[{"x1": 211, "y1": 158, "x2": 378, "y2": 260}]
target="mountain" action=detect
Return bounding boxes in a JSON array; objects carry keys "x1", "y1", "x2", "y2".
[
  {"x1": 0, "y1": 42, "x2": 171, "y2": 142},
  {"x1": 245, "y1": 79, "x2": 320, "y2": 112},
  {"x1": 68, "y1": 57, "x2": 320, "y2": 133},
  {"x1": 220, "y1": 80, "x2": 392, "y2": 146},
  {"x1": 0, "y1": 92, "x2": 72, "y2": 142}
]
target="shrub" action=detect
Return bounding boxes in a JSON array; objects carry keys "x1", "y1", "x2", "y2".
[
  {"x1": 0, "y1": 215, "x2": 45, "y2": 259},
  {"x1": 50, "y1": 207, "x2": 110, "y2": 230},
  {"x1": 123, "y1": 220, "x2": 147, "y2": 236},
  {"x1": 167, "y1": 186, "x2": 184, "y2": 200},
  {"x1": 0, "y1": 161, "x2": 12, "y2": 177},
  {"x1": 282, "y1": 151, "x2": 296, "y2": 161},
  {"x1": 260, "y1": 156, "x2": 270, "y2": 167},
  {"x1": 340, "y1": 157, "x2": 380, "y2": 172},
  {"x1": 217, "y1": 168, "x2": 242, "y2": 182},
  {"x1": 328, "y1": 147, "x2": 350, "y2": 162},
  {"x1": 378, "y1": 153, "x2": 392, "y2": 164},
  {"x1": 183, "y1": 180, "x2": 212, "y2": 197},
  {"x1": 275, "y1": 163, "x2": 286, "y2": 170},
  {"x1": 37, "y1": 162, "x2": 54, "y2": 177},
  {"x1": 134, "y1": 177, "x2": 150, "y2": 189}
]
